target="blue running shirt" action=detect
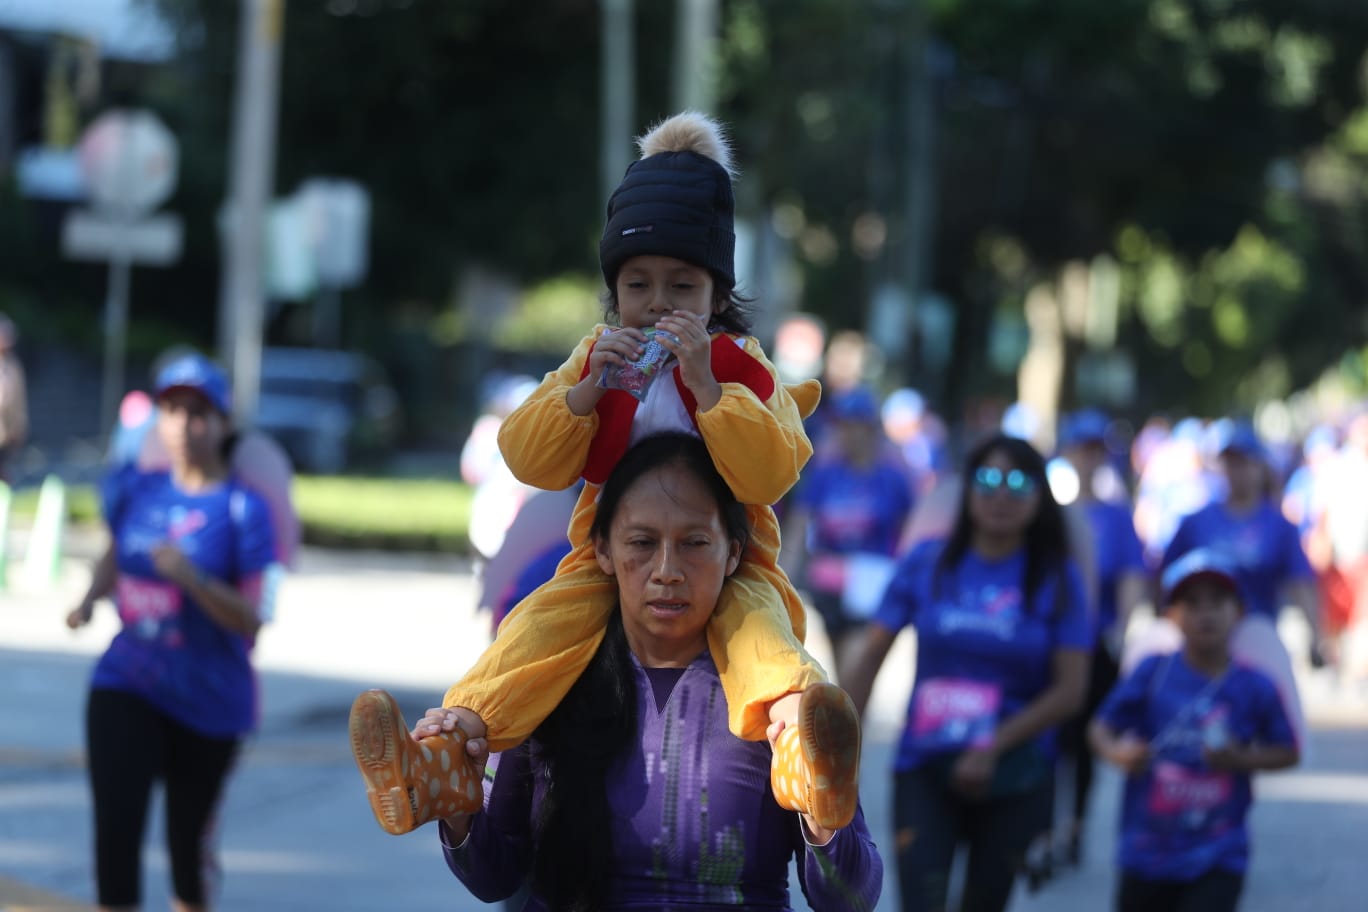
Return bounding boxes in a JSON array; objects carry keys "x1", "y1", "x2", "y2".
[
  {"x1": 1097, "y1": 654, "x2": 1294, "y2": 880},
  {"x1": 92, "y1": 465, "x2": 276, "y2": 737},
  {"x1": 874, "y1": 540, "x2": 1092, "y2": 771},
  {"x1": 1162, "y1": 501, "x2": 1313, "y2": 619}
]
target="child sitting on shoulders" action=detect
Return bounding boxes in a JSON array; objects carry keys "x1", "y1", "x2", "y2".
[{"x1": 348, "y1": 110, "x2": 861, "y2": 838}]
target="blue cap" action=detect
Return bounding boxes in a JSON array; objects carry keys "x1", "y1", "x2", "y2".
[
  {"x1": 153, "y1": 353, "x2": 231, "y2": 416},
  {"x1": 1161, "y1": 548, "x2": 1241, "y2": 605},
  {"x1": 1304, "y1": 424, "x2": 1338, "y2": 456},
  {"x1": 1059, "y1": 408, "x2": 1110, "y2": 449},
  {"x1": 1217, "y1": 419, "x2": 1266, "y2": 461},
  {"x1": 831, "y1": 386, "x2": 881, "y2": 423},
  {"x1": 882, "y1": 387, "x2": 925, "y2": 423}
]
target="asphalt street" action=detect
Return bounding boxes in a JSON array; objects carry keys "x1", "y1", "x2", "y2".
[{"x1": 1, "y1": 540, "x2": 1365, "y2": 911}]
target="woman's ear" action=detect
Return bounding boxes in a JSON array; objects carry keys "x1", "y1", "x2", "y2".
[
  {"x1": 725, "y1": 537, "x2": 742, "y2": 577},
  {"x1": 594, "y1": 536, "x2": 616, "y2": 577}
]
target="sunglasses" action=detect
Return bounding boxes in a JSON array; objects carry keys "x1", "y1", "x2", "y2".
[{"x1": 973, "y1": 465, "x2": 1038, "y2": 497}]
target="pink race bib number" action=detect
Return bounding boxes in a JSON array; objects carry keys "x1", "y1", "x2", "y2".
[
  {"x1": 1147, "y1": 761, "x2": 1233, "y2": 817},
  {"x1": 912, "y1": 678, "x2": 1001, "y2": 748},
  {"x1": 116, "y1": 577, "x2": 183, "y2": 625},
  {"x1": 807, "y1": 555, "x2": 846, "y2": 594}
]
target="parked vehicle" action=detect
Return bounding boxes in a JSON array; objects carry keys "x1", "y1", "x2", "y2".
[{"x1": 254, "y1": 347, "x2": 400, "y2": 474}]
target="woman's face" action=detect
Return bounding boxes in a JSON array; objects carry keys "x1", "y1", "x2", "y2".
[
  {"x1": 595, "y1": 461, "x2": 742, "y2": 664},
  {"x1": 614, "y1": 255, "x2": 717, "y2": 329},
  {"x1": 967, "y1": 449, "x2": 1041, "y2": 539},
  {"x1": 156, "y1": 389, "x2": 227, "y2": 469}
]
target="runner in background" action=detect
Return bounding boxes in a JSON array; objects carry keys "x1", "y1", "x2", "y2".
[
  {"x1": 1133, "y1": 418, "x2": 1218, "y2": 568},
  {"x1": 1154, "y1": 419, "x2": 1320, "y2": 754},
  {"x1": 0, "y1": 312, "x2": 29, "y2": 484},
  {"x1": 461, "y1": 375, "x2": 540, "y2": 563},
  {"x1": 780, "y1": 385, "x2": 915, "y2": 685},
  {"x1": 1091, "y1": 549, "x2": 1299, "y2": 912},
  {"x1": 111, "y1": 346, "x2": 299, "y2": 569},
  {"x1": 1309, "y1": 409, "x2": 1368, "y2": 683},
  {"x1": 1053, "y1": 409, "x2": 1149, "y2": 872},
  {"x1": 881, "y1": 386, "x2": 949, "y2": 500},
  {"x1": 805, "y1": 329, "x2": 874, "y2": 459},
  {"x1": 844, "y1": 433, "x2": 1091, "y2": 912},
  {"x1": 65, "y1": 354, "x2": 281, "y2": 910}
]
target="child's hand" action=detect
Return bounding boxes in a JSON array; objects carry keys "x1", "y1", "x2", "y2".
[
  {"x1": 655, "y1": 312, "x2": 722, "y2": 410},
  {"x1": 151, "y1": 543, "x2": 196, "y2": 588},
  {"x1": 951, "y1": 746, "x2": 998, "y2": 798},
  {"x1": 587, "y1": 327, "x2": 647, "y2": 385},
  {"x1": 569, "y1": 328, "x2": 649, "y2": 415},
  {"x1": 412, "y1": 706, "x2": 490, "y2": 768},
  {"x1": 1108, "y1": 734, "x2": 1150, "y2": 775},
  {"x1": 1202, "y1": 743, "x2": 1248, "y2": 772}
]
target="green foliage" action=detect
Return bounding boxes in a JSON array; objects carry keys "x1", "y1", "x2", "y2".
[
  {"x1": 10, "y1": 476, "x2": 476, "y2": 554},
  {"x1": 292, "y1": 474, "x2": 473, "y2": 552},
  {"x1": 9, "y1": 483, "x2": 101, "y2": 525},
  {"x1": 1116, "y1": 220, "x2": 1312, "y2": 412},
  {"x1": 923, "y1": 0, "x2": 1368, "y2": 416},
  {"x1": 6, "y1": 0, "x2": 1368, "y2": 427},
  {"x1": 492, "y1": 275, "x2": 604, "y2": 354}
]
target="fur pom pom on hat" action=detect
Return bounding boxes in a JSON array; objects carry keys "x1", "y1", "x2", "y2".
[{"x1": 600, "y1": 111, "x2": 737, "y2": 289}]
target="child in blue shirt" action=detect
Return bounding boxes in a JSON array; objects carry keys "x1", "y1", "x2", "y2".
[{"x1": 1091, "y1": 548, "x2": 1299, "y2": 912}]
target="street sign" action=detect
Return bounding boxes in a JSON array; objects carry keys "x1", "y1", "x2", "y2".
[
  {"x1": 61, "y1": 209, "x2": 183, "y2": 266},
  {"x1": 65, "y1": 107, "x2": 183, "y2": 446},
  {"x1": 296, "y1": 177, "x2": 370, "y2": 288},
  {"x1": 77, "y1": 108, "x2": 179, "y2": 216}
]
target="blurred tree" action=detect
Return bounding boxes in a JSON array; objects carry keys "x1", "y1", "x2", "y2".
[
  {"x1": 5, "y1": 0, "x2": 1368, "y2": 439},
  {"x1": 924, "y1": 0, "x2": 1368, "y2": 423},
  {"x1": 147, "y1": 0, "x2": 672, "y2": 320}
]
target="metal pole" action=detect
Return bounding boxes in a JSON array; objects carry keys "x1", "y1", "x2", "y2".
[
  {"x1": 600, "y1": 0, "x2": 635, "y2": 208},
  {"x1": 672, "y1": 0, "x2": 717, "y2": 113},
  {"x1": 100, "y1": 238, "x2": 132, "y2": 440},
  {"x1": 220, "y1": 0, "x2": 284, "y2": 426},
  {"x1": 100, "y1": 119, "x2": 140, "y2": 441},
  {"x1": 901, "y1": 11, "x2": 936, "y2": 386},
  {"x1": 314, "y1": 285, "x2": 341, "y2": 348}
]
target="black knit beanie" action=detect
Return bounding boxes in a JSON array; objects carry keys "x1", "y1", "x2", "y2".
[{"x1": 599, "y1": 111, "x2": 736, "y2": 290}]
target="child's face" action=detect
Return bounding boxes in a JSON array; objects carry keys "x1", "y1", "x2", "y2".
[
  {"x1": 1219, "y1": 450, "x2": 1266, "y2": 501},
  {"x1": 1171, "y1": 578, "x2": 1241, "y2": 651},
  {"x1": 614, "y1": 255, "x2": 716, "y2": 329}
]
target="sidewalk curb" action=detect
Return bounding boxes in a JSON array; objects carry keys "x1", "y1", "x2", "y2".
[{"x1": 0, "y1": 875, "x2": 92, "y2": 911}]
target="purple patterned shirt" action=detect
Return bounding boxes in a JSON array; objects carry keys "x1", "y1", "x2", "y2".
[{"x1": 442, "y1": 651, "x2": 882, "y2": 910}]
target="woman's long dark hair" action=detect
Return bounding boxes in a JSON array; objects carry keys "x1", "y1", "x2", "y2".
[
  {"x1": 605, "y1": 281, "x2": 756, "y2": 336},
  {"x1": 529, "y1": 432, "x2": 750, "y2": 910},
  {"x1": 936, "y1": 433, "x2": 1070, "y2": 610}
]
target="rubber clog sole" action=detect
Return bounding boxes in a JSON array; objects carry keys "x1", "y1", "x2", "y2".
[
  {"x1": 798, "y1": 682, "x2": 862, "y2": 830},
  {"x1": 349, "y1": 689, "x2": 418, "y2": 836}
]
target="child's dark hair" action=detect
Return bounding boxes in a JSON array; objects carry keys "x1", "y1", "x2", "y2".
[
  {"x1": 604, "y1": 282, "x2": 756, "y2": 337},
  {"x1": 530, "y1": 432, "x2": 749, "y2": 909},
  {"x1": 936, "y1": 433, "x2": 1071, "y2": 611}
]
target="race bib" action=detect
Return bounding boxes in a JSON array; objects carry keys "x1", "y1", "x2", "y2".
[
  {"x1": 116, "y1": 576, "x2": 183, "y2": 633},
  {"x1": 912, "y1": 678, "x2": 1000, "y2": 751},
  {"x1": 1147, "y1": 761, "x2": 1233, "y2": 830},
  {"x1": 806, "y1": 554, "x2": 846, "y2": 595}
]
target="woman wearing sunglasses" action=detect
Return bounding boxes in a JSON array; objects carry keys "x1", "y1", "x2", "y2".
[{"x1": 845, "y1": 432, "x2": 1092, "y2": 911}]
